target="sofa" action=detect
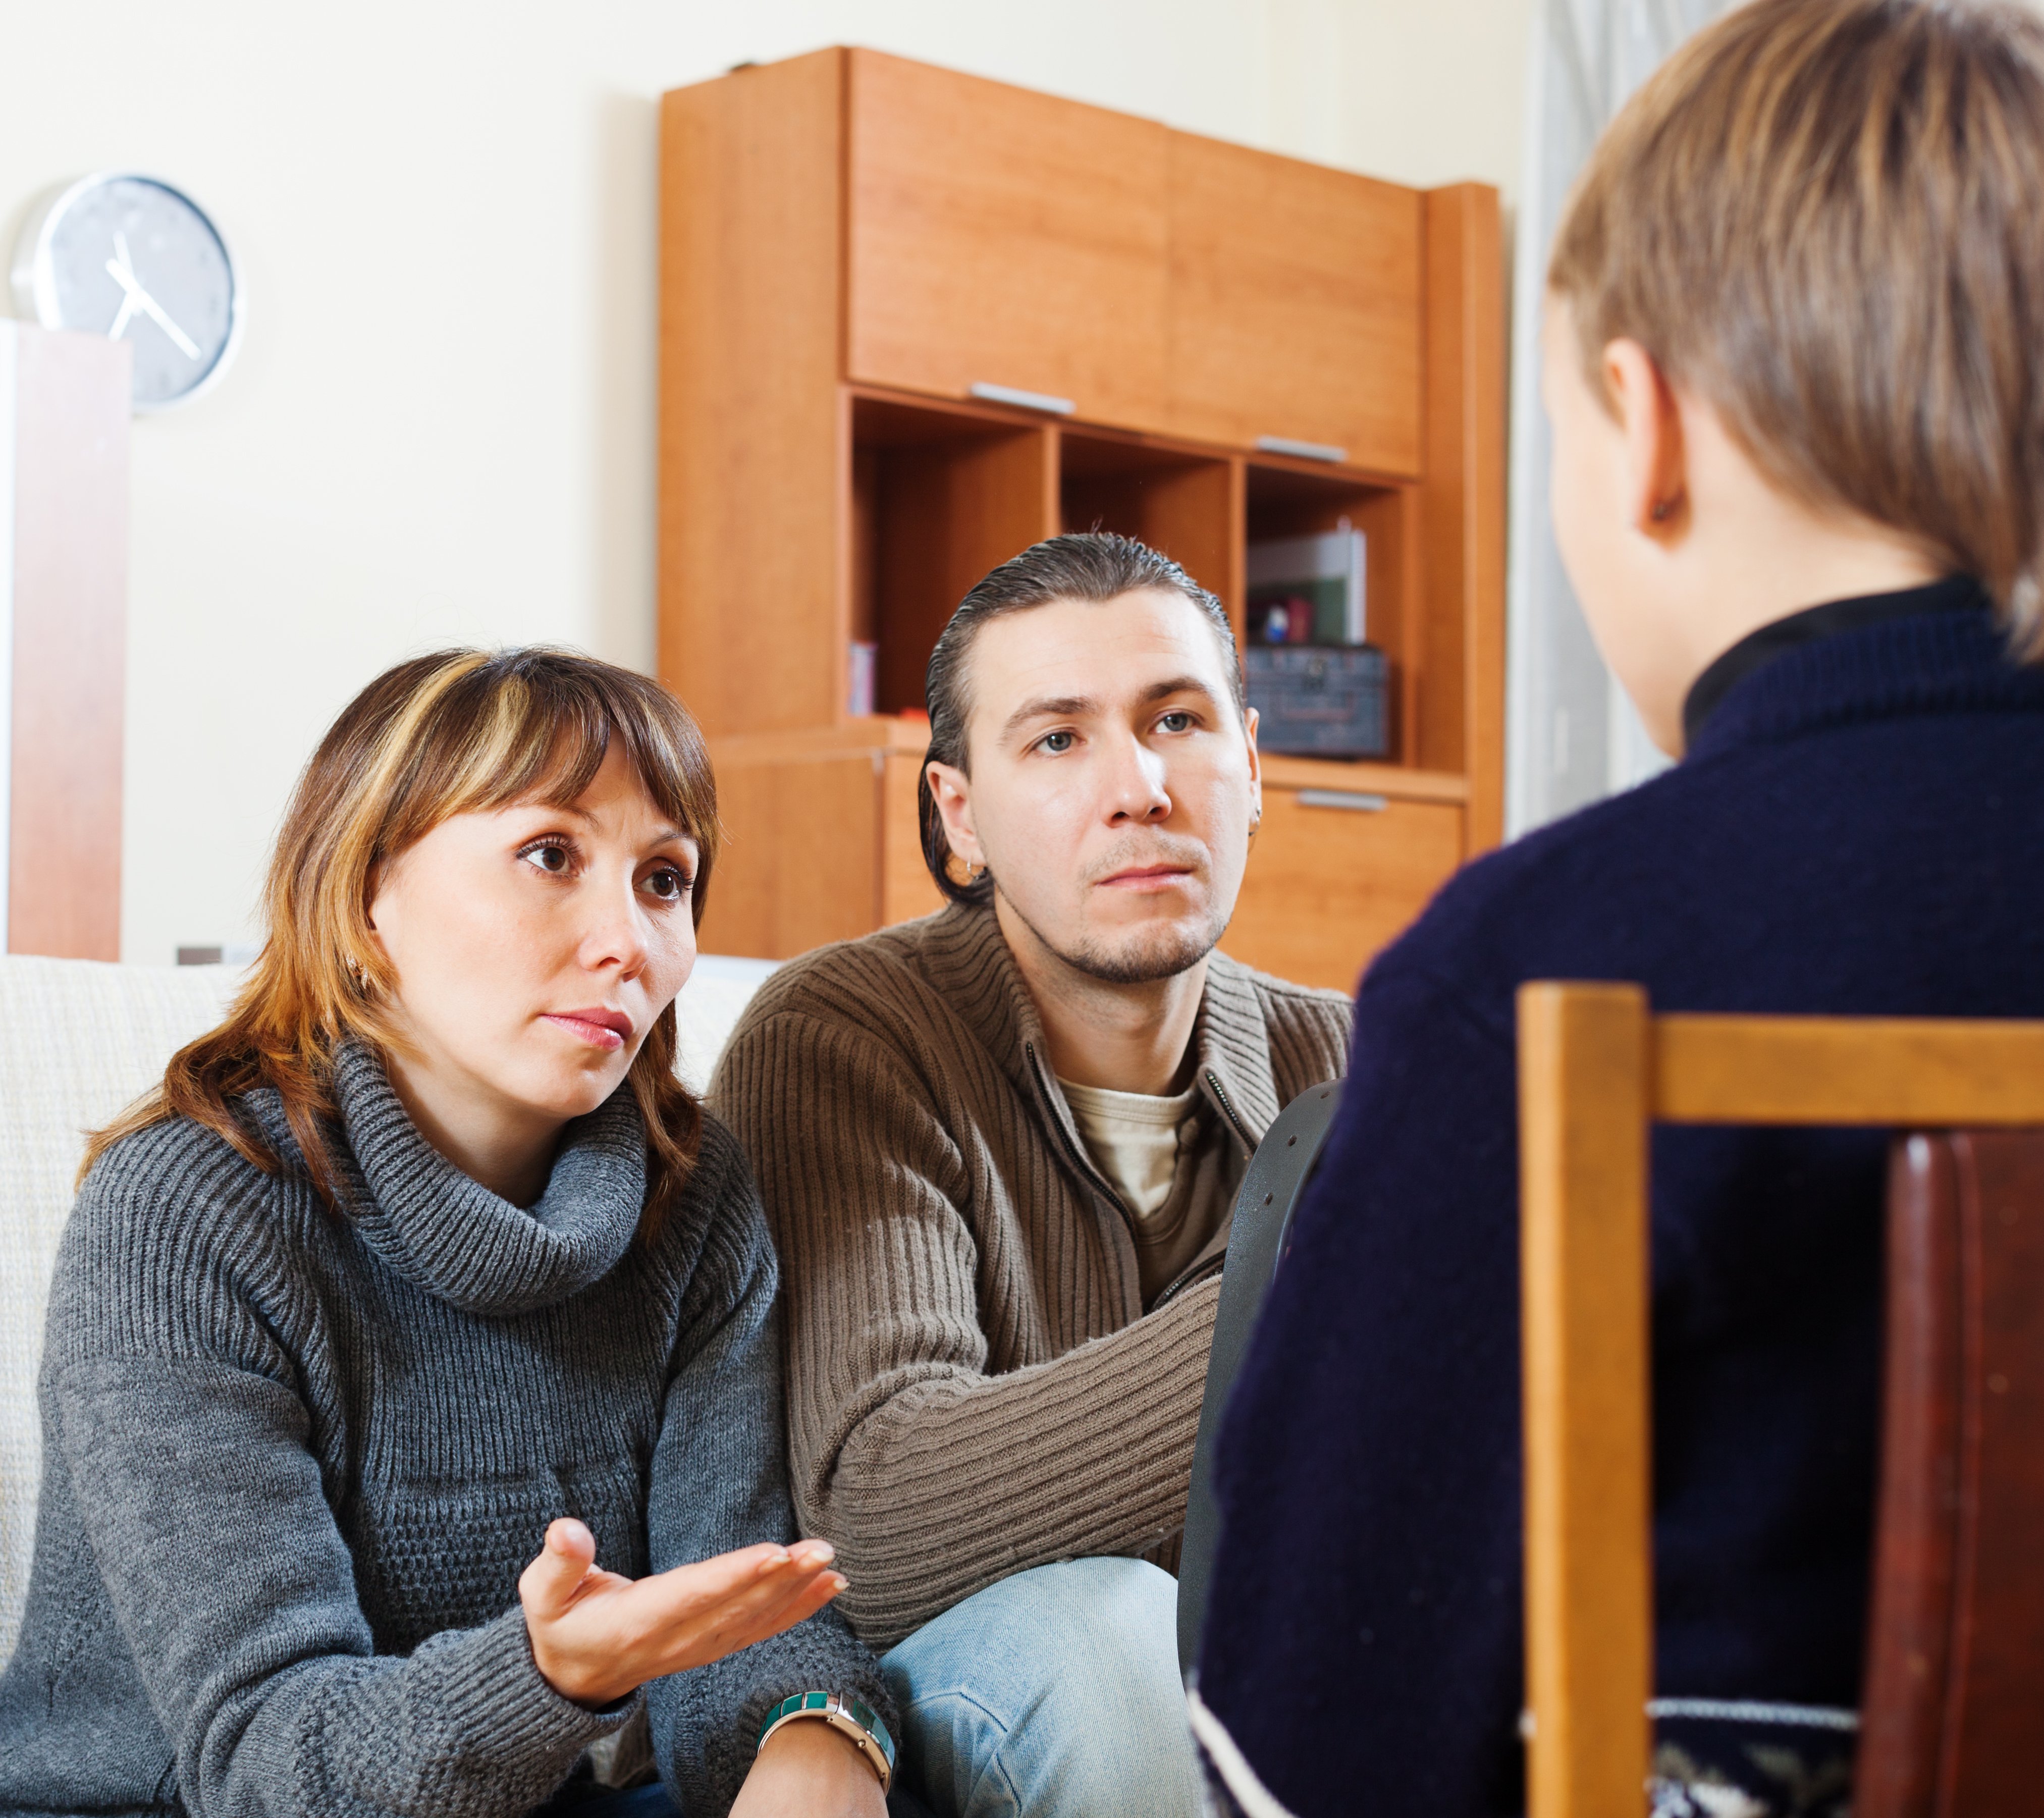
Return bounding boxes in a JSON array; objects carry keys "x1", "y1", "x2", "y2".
[{"x1": 0, "y1": 950, "x2": 775, "y2": 1667}]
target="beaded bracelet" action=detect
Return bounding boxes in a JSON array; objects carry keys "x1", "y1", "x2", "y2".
[{"x1": 756, "y1": 1690, "x2": 896, "y2": 1792}]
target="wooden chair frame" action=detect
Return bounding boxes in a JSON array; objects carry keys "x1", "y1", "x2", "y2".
[{"x1": 1516, "y1": 981, "x2": 2044, "y2": 1818}]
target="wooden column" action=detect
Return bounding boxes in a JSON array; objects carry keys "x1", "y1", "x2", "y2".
[
  {"x1": 1423, "y1": 183, "x2": 1508, "y2": 854},
  {"x1": 3, "y1": 324, "x2": 129, "y2": 960}
]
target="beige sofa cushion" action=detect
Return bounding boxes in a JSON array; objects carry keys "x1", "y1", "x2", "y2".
[{"x1": 0, "y1": 951, "x2": 772, "y2": 1666}]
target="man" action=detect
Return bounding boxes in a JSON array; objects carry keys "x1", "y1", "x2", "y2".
[{"x1": 713, "y1": 533, "x2": 1350, "y2": 1818}]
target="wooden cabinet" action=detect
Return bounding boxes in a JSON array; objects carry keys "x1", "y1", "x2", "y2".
[
  {"x1": 1231, "y1": 770, "x2": 1466, "y2": 989},
  {"x1": 847, "y1": 51, "x2": 1171, "y2": 430},
  {"x1": 661, "y1": 49, "x2": 1504, "y2": 994},
  {"x1": 1166, "y1": 136, "x2": 1423, "y2": 475}
]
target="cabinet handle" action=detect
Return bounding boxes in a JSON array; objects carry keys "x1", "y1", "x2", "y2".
[
  {"x1": 1256, "y1": 434, "x2": 1348, "y2": 464},
  {"x1": 1297, "y1": 788, "x2": 1388, "y2": 813},
  {"x1": 970, "y1": 382, "x2": 1075, "y2": 416}
]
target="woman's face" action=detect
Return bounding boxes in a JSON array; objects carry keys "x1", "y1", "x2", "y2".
[{"x1": 366, "y1": 742, "x2": 699, "y2": 1138}]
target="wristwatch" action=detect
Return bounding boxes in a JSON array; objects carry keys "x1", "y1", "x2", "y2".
[{"x1": 757, "y1": 1690, "x2": 896, "y2": 1792}]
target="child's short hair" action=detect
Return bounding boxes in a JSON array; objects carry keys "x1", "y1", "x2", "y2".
[{"x1": 1549, "y1": 0, "x2": 2044, "y2": 650}]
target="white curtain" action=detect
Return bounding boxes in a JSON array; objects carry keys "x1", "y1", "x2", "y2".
[{"x1": 1504, "y1": 0, "x2": 1729, "y2": 837}]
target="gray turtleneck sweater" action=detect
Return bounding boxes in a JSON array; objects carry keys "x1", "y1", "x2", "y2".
[{"x1": 0, "y1": 1046, "x2": 889, "y2": 1818}]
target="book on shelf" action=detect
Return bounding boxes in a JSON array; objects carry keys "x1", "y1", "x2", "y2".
[
  {"x1": 847, "y1": 640, "x2": 878, "y2": 718},
  {"x1": 1246, "y1": 526, "x2": 1366, "y2": 646}
]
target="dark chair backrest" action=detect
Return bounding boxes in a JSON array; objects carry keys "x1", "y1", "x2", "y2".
[
  {"x1": 1858, "y1": 1131, "x2": 2044, "y2": 1818},
  {"x1": 1176, "y1": 1080, "x2": 1341, "y2": 1680}
]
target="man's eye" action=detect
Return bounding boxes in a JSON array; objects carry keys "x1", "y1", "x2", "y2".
[
  {"x1": 521, "y1": 841, "x2": 573, "y2": 875},
  {"x1": 1040, "y1": 731, "x2": 1075, "y2": 754},
  {"x1": 1159, "y1": 711, "x2": 1195, "y2": 732}
]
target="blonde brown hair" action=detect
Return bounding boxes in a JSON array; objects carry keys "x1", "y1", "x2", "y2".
[
  {"x1": 1548, "y1": 0, "x2": 2044, "y2": 650},
  {"x1": 85, "y1": 648, "x2": 722, "y2": 1233}
]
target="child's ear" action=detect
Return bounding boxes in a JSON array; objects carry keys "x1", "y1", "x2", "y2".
[{"x1": 1602, "y1": 338, "x2": 1688, "y2": 542}]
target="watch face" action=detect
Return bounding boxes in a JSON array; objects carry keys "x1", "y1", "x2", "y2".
[{"x1": 19, "y1": 174, "x2": 241, "y2": 411}]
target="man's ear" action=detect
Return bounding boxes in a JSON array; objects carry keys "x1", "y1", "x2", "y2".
[
  {"x1": 1242, "y1": 705, "x2": 1263, "y2": 823},
  {"x1": 1602, "y1": 338, "x2": 1688, "y2": 542},
  {"x1": 925, "y1": 761, "x2": 983, "y2": 872}
]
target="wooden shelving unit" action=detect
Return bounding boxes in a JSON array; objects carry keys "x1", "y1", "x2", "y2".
[{"x1": 660, "y1": 47, "x2": 1504, "y2": 991}]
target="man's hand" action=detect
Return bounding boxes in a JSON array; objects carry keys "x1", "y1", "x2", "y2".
[
  {"x1": 731, "y1": 1717, "x2": 890, "y2": 1818},
  {"x1": 520, "y1": 1518, "x2": 847, "y2": 1707}
]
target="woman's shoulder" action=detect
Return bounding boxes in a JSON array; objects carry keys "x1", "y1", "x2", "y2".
[
  {"x1": 50, "y1": 1105, "x2": 307, "y2": 1368},
  {"x1": 639, "y1": 1109, "x2": 776, "y2": 1295},
  {"x1": 79, "y1": 1100, "x2": 288, "y2": 1219}
]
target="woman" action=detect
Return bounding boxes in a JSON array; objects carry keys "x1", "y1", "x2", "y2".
[{"x1": 0, "y1": 650, "x2": 892, "y2": 1817}]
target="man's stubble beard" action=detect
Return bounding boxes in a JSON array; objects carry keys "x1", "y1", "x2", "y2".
[{"x1": 992, "y1": 862, "x2": 1233, "y2": 986}]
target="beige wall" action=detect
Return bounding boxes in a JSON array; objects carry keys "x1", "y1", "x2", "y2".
[{"x1": 0, "y1": 0, "x2": 1533, "y2": 962}]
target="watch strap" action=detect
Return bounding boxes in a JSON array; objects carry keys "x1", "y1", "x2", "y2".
[{"x1": 757, "y1": 1690, "x2": 896, "y2": 1792}]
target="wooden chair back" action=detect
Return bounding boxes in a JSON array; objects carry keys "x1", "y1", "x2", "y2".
[{"x1": 1515, "y1": 983, "x2": 2044, "y2": 1818}]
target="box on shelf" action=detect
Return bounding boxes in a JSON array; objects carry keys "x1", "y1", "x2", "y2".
[
  {"x1": 1246, "y1": 526, "x2": 1366, "y2": 647},
  {"x1": 1246, "y1": 644, "x2": 1390, "y2": 758}
]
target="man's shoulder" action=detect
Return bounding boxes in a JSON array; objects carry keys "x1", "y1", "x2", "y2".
[
  {"x1": 1209, "y1": 950, "x2": 1351, "y2": 1029},
  {"x1": 1206, "y1": 950, "x2": 1354, "y2": 1089},
  {"x1": 717, "y1": 910, "x2": 1011, "y2": 1091},
  {"x1": 729, "y1": 914, "x2": 948, "y2": 1029}
]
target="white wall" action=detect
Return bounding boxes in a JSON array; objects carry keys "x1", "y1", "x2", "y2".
[{"x1": 0, "y1": 0, "x2": 1533, "y2": 963}]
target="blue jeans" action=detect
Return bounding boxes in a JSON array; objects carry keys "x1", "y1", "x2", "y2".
[{"x1": 879, "y1": 1557, "x2": 1204, "y2": 1818}]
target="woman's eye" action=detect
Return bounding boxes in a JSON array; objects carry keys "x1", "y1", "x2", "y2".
[
  {"x1": 520, "y1": 841, "x2": 573, "y2": 876},
  {"x1": 1040, "y1": 730, "x2": 1075, "y2": 755},
  {"x1": 642, "y1": 867, "x2": 691, "y2": 902}
]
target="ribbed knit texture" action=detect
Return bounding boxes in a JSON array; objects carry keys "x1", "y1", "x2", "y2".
[
  {"x1": 711, "y1": 903, "x2": 1350, "y2": 1646},
  {"x1": 0, "y1": 1044, "x2": 889, "y2": 1818},
  {"x1": 1199, "y1": 585, "x2": 2044, "y2": 1815}
]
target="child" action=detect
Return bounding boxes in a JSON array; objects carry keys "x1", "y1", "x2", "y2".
[{"x1": 1192, "y1": 4, "x2": 2044, "y2": 1814}]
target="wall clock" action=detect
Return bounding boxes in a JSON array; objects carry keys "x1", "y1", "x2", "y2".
[{"x1": 10, "y1": 172, "x2": 244, "y2": 412}]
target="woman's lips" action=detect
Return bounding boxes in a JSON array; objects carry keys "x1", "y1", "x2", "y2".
[{"x1": 543, "y1": 1009, "x2": 632, "y2": 1052}]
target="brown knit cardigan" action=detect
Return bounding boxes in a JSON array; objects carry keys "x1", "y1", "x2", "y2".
[{"x1": 711, "y1": 903, "x2": 1351, "y2": 1645}]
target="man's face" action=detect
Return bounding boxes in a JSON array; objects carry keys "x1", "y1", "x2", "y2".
[{"x1": 927, "y1": 589, "x2": 1261, "y2": 984}]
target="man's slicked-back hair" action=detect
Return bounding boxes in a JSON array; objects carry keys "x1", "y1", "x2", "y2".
[
  {"x1": 917, "y1": 532, "x2": 1243, "y2": 907},
  {"x1": 1548, "y1": 0, "x2": 2044, "y2": 652}
]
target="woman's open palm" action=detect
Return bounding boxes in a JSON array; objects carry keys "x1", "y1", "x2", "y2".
[{"x1": 520, "y1": 1518, "x2": 848, "y2": 1707}]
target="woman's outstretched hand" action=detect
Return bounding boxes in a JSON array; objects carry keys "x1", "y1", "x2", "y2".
[{"x1": 520, "y1": 1518, "x2": 848, "y2": 1707}]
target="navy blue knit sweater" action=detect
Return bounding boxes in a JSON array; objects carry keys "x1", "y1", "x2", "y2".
[{"x1": 1196, "y1": 580, "x2": 2044, "y2": 1816}]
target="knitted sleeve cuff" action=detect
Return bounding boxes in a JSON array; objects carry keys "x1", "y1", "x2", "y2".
[{"x1": 433, "y1": 1607, "x2": 645, "y2": 1762}]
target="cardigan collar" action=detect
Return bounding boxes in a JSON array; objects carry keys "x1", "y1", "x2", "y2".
[
  {"x1": 1683, "y1": 576, "x2": 2041, "y2": 763},
  {"x1": 916, "y1": 900, "x2": 1284, "y2": 1160},
  {"x1": 275, "y1": 1043, "x2": 649, "y2": 1316}
]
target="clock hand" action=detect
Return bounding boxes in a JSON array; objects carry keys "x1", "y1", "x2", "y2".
[
  {"x1": 104, "y1": 232, "x2": 203, "y2": 361},
  {"x1": 129, "y1": 285, "x2": 203, "y2": 361},
  {"x1": 105, "y1": 282, "x2": 140, "y2": 342}
]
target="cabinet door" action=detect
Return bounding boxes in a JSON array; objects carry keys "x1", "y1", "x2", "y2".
[
  {"x1": 1224, "y1": 789, "x2": 1462, "y2": 991},
  {"x1": 704, "y1": 755, "x2": 884, "y2": 958},
  {"x1": 1167, "y1": 134, "x2": 1423, "y2": 476},
  {"x1": 846, "y1": 50, "x2": 1170, "y2": 430}
]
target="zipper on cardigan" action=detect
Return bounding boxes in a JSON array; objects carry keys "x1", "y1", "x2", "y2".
[
  {"x1": 1025, "y1": 1041, "x2": 1135, "y2": 1216},
  {"x1": 1152, "y1": 1247, "x2": 1226, "y2": 1309},
  {"x1": 1202, "y1": 1068, "x2": 1257, "y2": 1152},
  {"x1": 1153, "y1": 1074, "x2": 1259, "y2": 1308}
]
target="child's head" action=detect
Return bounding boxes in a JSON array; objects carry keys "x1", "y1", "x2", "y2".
[{"x1": 1544, "y1": 0, "x2": 2044, "y2": 750}]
